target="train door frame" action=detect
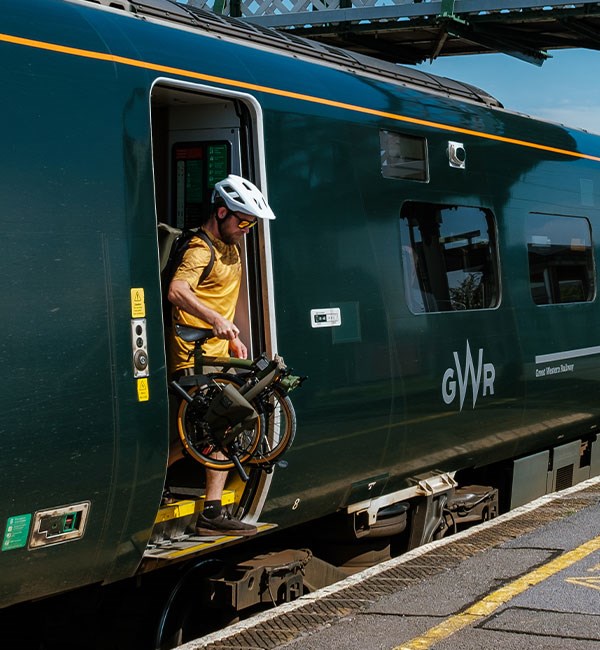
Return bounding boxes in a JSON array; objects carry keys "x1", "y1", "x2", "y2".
[{"x1": 149, "y1": 78, "x2": 277, "y2": 521}]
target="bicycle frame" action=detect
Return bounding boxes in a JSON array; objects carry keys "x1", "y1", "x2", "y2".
[
  {"x1": 197, "y1": 353, "x2": 284, "y2": 402},
  {"x1": 170, "y1": 324, "x2": 303, "y2": 482}
]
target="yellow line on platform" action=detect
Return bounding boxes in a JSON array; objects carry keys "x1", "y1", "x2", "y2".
[{"x1": 395, "y1": 535, "x2": 600, "y2": 650}]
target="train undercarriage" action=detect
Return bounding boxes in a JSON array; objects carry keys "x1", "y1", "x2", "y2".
[
  {"x1": 2, "y1": 432, "x2": 597, "y2": 650},
  {"x1": 125, "y1": 431, "x2": 596, "y2": 648}
]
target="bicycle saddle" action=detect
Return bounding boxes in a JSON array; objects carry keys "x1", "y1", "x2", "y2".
[{"x1": 174, "y1": 323, "x2": 214, "y2": 343}]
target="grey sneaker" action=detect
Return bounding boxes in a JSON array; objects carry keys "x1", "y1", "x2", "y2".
[{"x1": 196, "y1": 510, "x2": 258, "y2": 537}]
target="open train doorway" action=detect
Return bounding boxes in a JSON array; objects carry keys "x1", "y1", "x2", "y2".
[
  {"x1": 149, "y1": 79, "x2": 277, "y2": 524},
  {"x1": 150, "y1": 80, "x2": 275, "y2": 356}
]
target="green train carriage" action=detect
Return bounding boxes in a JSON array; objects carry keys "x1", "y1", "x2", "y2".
[{"x1": 1, "y1": 0, "x2": 600, "y2": 641}]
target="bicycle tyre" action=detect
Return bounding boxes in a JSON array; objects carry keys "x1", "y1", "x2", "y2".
[
  {"x1": 249, "y1": 385, "x2": 297, "y2": 466},
  {"x1": 176, "y1": 374, "x2": 262, "y2": 470}
]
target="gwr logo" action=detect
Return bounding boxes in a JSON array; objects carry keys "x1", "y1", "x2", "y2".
[{"x1": 442, "y1": 340, "x2": 495, "y2": 411}]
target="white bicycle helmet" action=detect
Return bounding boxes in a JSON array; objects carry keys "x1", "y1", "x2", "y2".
[{"x1": 212, "y1": 175, "x2": 276, "y2": 220}]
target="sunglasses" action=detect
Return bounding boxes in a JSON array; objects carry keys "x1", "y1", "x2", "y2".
[{"x1": 228, "y1": 211, "x2": 258, "y2": 230}]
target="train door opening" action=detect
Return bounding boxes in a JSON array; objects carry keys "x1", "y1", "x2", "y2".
[
  {"x1": 151, "y1": 82, "x2": 270, "y2": 353},
  {"x1": 149, "y1": 80, "x2": 275, "y2": 528}
]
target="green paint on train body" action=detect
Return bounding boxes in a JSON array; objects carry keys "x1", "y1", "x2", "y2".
[
  {"x1": 0, "y1": 0, "x2": 169, "y2": 606},
  {"x1": 0, "y1": 0, "x2": 599, "y2": 608}
]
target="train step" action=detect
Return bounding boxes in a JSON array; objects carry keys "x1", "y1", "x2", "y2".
[
  {"x1": 144, "y1": 490, "x2": 275, "y2": 561},
  {"x1": 143, "y1": 523, "x2": 277, "y2": 560}
]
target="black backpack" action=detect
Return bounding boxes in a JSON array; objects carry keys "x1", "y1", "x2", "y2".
[
  {"x1": 159, "y1": 226, "x2": 215, "y2": 325},
  {"x1": 161, "y1": 228, "x2": 215, "y2": 287}
]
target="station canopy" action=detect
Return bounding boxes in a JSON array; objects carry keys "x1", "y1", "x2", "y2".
[
  {"x1": 94, "y1": 0, "x2": 600, "y2": 65},
  {"x1": 176, "y1": 0, "x2": 600, "y2": 65}
]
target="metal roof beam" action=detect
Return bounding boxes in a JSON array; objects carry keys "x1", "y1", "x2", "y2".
[
  {"x1": 441, "y1": 19, "x2": 551, "y2": 64},
  {"x1": 171, "y1": 0, "x2": 600, "y2": 65},
  {"x1": 335, "y1": 32, "x2": 426, "y2": 64},
  {"x1": 559, "y1": 17, "x2": 600, "y2": 46},
  {"x1": 243, "y1": 0, "x2": 600, "y2": 29}
]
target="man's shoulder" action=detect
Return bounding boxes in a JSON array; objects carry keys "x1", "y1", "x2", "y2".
[
  {"x1": 197, "y1": 231, "x2": 240, "y2": 258},
  {"x1": 189, "y1": 229, "x2": 213, "y2": 246},
  {"x1": 175, "y1": 232, "x2": 212, "y2": 268},
  {"x1": 183, "y1": 231, "x2": 213, "y2": 255}
]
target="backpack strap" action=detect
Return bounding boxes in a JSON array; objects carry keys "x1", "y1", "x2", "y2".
[{"x1": 194, "y1": 230, "x2": 216, "y2": 286}]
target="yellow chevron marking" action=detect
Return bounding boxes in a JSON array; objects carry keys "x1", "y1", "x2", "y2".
[{"x1": 396, "y1": 535, "x2": 600, "y2": 650}]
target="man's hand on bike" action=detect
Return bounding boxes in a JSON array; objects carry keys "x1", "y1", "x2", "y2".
[
  {"x1": 229, "y1": 336, "x2": 248, "y2": 360},
  {"x1": 211, "y1": 315, "x2": 239, "y2": 341}
]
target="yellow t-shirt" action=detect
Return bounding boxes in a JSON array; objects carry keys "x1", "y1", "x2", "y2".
[{"x1": 168, "y1": 231, "x2": 242, "y2": 373}]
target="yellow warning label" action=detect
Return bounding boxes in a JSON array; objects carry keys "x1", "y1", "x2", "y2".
[
  {"x1": 137, "y1": 378, "x2": 149, "y2": 402},
  {"x1": 131, "y1": 288, "x2": 146, "y2": 318}
]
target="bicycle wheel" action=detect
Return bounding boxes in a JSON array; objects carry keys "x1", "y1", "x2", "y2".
[
  {"x1": 249, "y1": 385, "x2": 296, "y2": 466},
  {"x1": 176, "y1": 374, "x2": 262, "y2": 470}
]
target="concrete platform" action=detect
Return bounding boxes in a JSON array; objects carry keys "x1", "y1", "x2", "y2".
[{"x1": 176, "y1": 476, "x2": 600, "y2": 650}]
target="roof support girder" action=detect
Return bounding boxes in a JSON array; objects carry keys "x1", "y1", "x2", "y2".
[
  {"x1": 559, "y1": 16, "x2": 600, "y2": 47},
  {"x1": 441, "y1": 19, "x2": 551, "y2": 64}
]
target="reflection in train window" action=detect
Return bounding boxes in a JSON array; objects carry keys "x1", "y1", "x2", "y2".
[
  {"x1": 526, "y1": 214, "x2": 595, "y2": 305},
  {"x1": 399, "y1": 203, "x2": 499, "y2": 313},
  {"x1": 380, "y1": 130, "x2": 428, "y2": 182}
]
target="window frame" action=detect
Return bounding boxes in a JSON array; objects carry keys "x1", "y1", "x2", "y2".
[
  {"x1": 399, "y1": 201, "x2": 501, "y2": 315},
  {"x1": 525, "y1": 212, "x2": 596, "y2": 306},
  {"x1": 380, "y1": 129, "x2": 429, "y2": 183}
]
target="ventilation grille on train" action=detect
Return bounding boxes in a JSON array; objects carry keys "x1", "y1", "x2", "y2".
[{"x1": 555, "y1": 464, "x2": 574, "y2": 491}]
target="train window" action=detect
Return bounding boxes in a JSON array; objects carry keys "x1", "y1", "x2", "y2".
[
  {"x1": 399, "y1": 203, "x2": 499, "y2": 313},
  {"x1": 526, "y1": 214, "x2": 595, "y2": 305},
  {"x1": 380, "y1": 130, "x2": 428, "y2": 182}
]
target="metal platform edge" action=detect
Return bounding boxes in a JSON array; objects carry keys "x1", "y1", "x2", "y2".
[{"x1": 177, "y1": 474, "x2": 600, "y2": 650}]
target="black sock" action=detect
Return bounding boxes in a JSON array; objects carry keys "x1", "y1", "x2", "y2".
[{"x1": 203, "y1": 500, "x2": 221, "y2": 519}]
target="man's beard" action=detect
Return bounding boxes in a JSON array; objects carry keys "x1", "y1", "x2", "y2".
[{"x1": 217, "y1": 219, "x2": 242, "y2": 246}]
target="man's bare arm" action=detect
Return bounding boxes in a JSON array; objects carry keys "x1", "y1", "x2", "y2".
[{"x1": 168, "y1": 279, "x2": 239, "y2": 341}]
